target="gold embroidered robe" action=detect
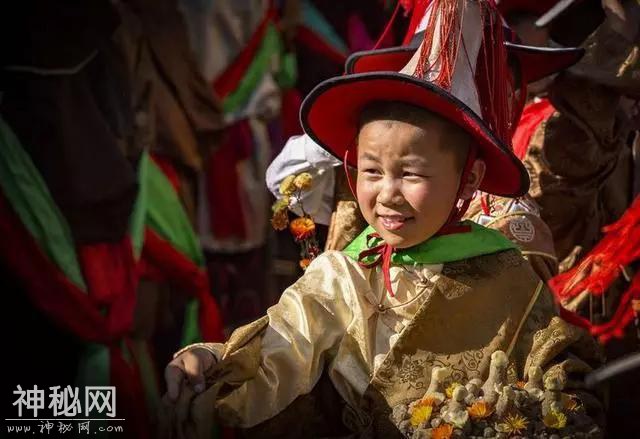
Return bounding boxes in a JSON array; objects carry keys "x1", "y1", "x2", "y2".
[{"x1": 162, "y1": 249, "x2": 602, "y2": 438}]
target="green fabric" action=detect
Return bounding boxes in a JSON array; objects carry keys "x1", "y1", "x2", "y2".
[
  {"x1": 146, "y1": 158, "x2": 204, "y2": 266},
  {"x1": 76, "y1": 344, "x2": 111, "y2": 437},
  {"x1": 223, "y1": 24, "x2": 283, "y2": 114},
  {"x1": 0, "y1": 117, "x2": 86, "y2": 290},
  {"x1": 144, "y1": 158, "x2": 207, "y2": 354},
  {"x1": 134, "y1": 341, "x2": 162, "y2": 417},
  {"x1": 129, "y1": 152, "x2": 150, "y2": 259},
  {"x1": 343, "y1": 221, "x2": 517, "y2": 265},
  {"x1": 181, "y1": 299, "x2": 202, "y2": 347},
  {"x1": 0, "y1": 118, "x2": 207, "y2": 427},
  {"x1": 275, "y1": 52, "x2": 298, "y2": 90},
  {"x1": 0, "y1": 120, "x2": 207, "y2": 437},
  {"x1": 301, "y1": 0, "x2": 348, "y2": 54},
  {"x1": 76, "y1": 343, "x2": 110, "y2": 388}
]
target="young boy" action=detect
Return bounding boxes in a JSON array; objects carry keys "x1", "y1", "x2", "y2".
[
  {"x1": 265, "y1": 2, "x2": 584, "y2": 270},
  {"x1": 163, "y1": 1, "x2": 599, "y2": 437}
]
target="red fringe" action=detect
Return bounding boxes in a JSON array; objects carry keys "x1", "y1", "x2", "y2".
[
  {"x1": 413, "y1": 0, "x2": 461, "y2": 90},
  {"x1": 409, "y1": 1, "x2": 513, "y2": 145},
  {"x1": 550, "y1": 195, "x2": 640, "y2": 343},
  {"x1": 473, "y1": 2, "x2": 513, "y2": 144}
]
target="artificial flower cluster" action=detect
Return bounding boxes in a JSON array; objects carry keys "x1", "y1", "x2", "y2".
[
  {"x1": 271, "y1": 172, "x2": 321, "y2": 270},
  {"x1": 392, "y1": 351, "x2": 601, "y2": 439}
]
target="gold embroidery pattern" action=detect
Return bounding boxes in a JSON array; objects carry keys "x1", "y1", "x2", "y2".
[
  {"x1": 397, "y1": 355, "x2": 429, "y2": 391},
  {"x1": 461, "y1": 350, "x2": 485, "y2": 372}
]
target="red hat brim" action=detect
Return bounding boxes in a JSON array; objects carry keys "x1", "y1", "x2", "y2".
[
  {"x1": 346, "y1": 43, "x2": 584, "y2": 84},
  {"x1": 300, "y1": 72, "x2": 530, "y2": 197}
]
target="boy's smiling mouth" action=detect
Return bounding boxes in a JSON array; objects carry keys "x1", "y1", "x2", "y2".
[{"x1": 377, "y1": 214, "x2": 414, "y2": 231}]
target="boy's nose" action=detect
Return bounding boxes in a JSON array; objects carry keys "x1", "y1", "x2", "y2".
[{"x1": 377, "y1": 180, "x2": 404, "y2": 206}]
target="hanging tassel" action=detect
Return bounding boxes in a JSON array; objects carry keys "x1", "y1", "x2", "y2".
[
  {"x1": 550, "y1": 195, "x2": 640, "y2": 343},
  {"x1": 550, "y1": 196, "x2": 640, "y2": 300},
  {"x1": 473, "y1": 1, "x2": 513, "y2": 145},
  {"x1": 413, "y1": 0, "x2": 462, "y2": 90}
]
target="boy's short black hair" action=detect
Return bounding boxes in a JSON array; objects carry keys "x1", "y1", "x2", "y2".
[{"x1": 357, "y1": 101, "x2": 472, "y2": 171}]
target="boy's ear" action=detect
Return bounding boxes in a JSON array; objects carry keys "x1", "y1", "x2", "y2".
[{"x1": 460, "y1": 159, "x2": 486, "y2": 200}]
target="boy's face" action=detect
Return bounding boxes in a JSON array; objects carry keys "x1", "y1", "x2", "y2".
[{"x1": 356, "y1": 117, "x2": 473, "y2": 249}]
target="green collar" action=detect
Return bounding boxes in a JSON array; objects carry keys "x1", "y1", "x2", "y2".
[{"x1": 343, "y1": 221, "x2": 517, "y2": 265}]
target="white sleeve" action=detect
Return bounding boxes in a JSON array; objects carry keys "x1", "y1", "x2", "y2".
[{"x1": 265, "y1": 135, "x2": 342, "y2": 225}]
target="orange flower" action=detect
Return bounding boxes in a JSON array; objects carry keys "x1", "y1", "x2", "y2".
[
  {"x1": 420, "y1": 396, "x2": 440, "y2": 407},
  {"x1": 468, "y1": 401, "x2": 494, "y2": 420},
  {"x1": 565, "y1": 396, "x2": 581, "y2": 412},
  {"x1": 299, "y1": 258, "x2": 311, "y2": 270},
  {"x1": 515, "y1": 381, "x2": 526, "y2": 390},
  {"x1": 431, "y1": 424, "x2": 454, "y2": 439},
  {"x1": 289, "y1": 217, "x2": 316, "y2": 240},
  {"x1": 271, "y1": 208, "x2": 289, "y2": 231}
]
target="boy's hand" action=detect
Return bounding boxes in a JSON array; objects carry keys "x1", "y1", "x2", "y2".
[{"x1": 165, "y1": 347, "x2": 217, "y2": 402}]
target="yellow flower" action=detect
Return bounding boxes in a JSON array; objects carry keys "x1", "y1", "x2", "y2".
[
  {"x1": 271, "y1": 196, "x2": 290, "y2": 213},
  {"x1": 289, "y1": 217, "x2": 316, "y2": 241},
  {"x1": 431, "y1": 424, "x2": 454, "y2": 439},
  {"x1": 270, "y1": 208, "x2": 289, "y2": 231},
  {"x1": 497, "y1": 413, "x2": 529, "y2": 435},
  {"x1": 543, "y1": 410, "x2": 567, "y2": 429},
  {"x1": 299, "y1": 258, "x2": 311, "y2": 270},
  {"x1": 445, "y1": 382, "x2": 462, "y2": 399},
  {"x1": 279, "y1": 175, "x2": 297, "y2": 195},
  {"x1": 468, "y1": 401, "x2": 494, "y2": 420},
  {"x1": 410, "y1": 402, "x2": 433, "y2": 427},
  {"x1": 293, "y1": 172, "x2": 313, "y2": 190}
]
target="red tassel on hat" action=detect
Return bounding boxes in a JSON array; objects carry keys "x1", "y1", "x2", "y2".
[
  {"x1": 411, "y1": 0, "x2": 514, "y2": 145},
  {"x1": 413, "y1": 0, "x2": 462, "y2": 90},
  {"x1": 474, "y1": 1, "x2": 514, "y2": 144}
]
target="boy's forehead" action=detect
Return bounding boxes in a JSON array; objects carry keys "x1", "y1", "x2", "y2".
[{"x1": 357, "y1": 116, "x2": 464, "y2": 147}]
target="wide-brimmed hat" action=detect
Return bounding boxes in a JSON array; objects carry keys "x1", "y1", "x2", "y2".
[
  {"x1": 345, "y1": 18, "x2": 584, "y2": 86},
  {"x1": 301, "y1": 0, "x2": 530, "y2": 197}
]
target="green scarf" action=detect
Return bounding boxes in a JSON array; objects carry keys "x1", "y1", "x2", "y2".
[{"x1": 343, "y1": 220, "x2": 517, "y2": 265}]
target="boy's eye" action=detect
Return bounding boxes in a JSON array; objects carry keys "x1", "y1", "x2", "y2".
[
  {"x1": 363, "y1": 168, "x2": 381, "y2": 175},
  {"x1": 403, "y1": 171, "x2": 425, "y2": 178}
]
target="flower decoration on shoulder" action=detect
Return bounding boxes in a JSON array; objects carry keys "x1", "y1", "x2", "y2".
[{"x1": 271, "y1": 172, "x2": 321, "y2": 270}]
